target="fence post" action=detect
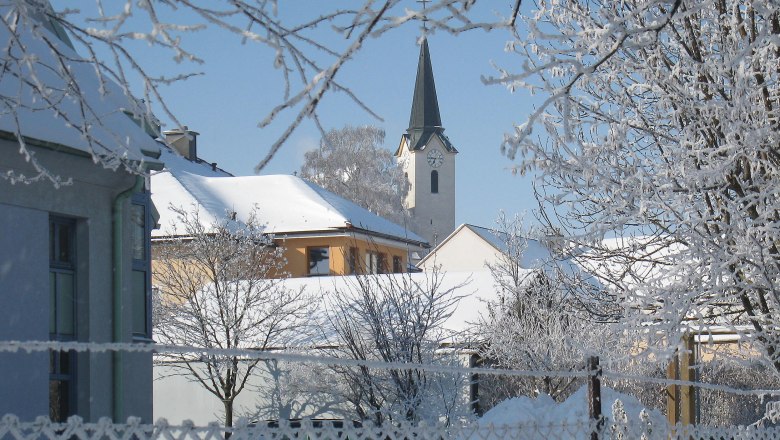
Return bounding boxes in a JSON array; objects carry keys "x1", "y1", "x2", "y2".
[
  {"x1": 587, "y1": 356, "x2": 603, "y2": 440},
  {"x1": 469, "y1": 353, "x2": 482, "y2": 416},
  {"x1": 680, "y1": 332, "x2": 696, "y2": 426},
  {"x1": 667, "y1": 332, "x2": 697, "y2": 429},
  {"x1": 666, "y1": 351, "x2": 680, "y2": 426}
]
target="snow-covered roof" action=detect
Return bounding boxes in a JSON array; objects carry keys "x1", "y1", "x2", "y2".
[
  {"x1": 151, "y1": 171, "x2": 427, "y2": 246},
  {"x1": 0, "y1": 6, "x2": 162, "y2": 167},
  {"x1": 275, "y1": 270, "x2": 525, "y2": 345},
  {"x1": 463, "y1": 224, "x2": 553, "y2": 268},
  {"x1": 419, "y1": 224, "x2": 591, "y2": 286}
]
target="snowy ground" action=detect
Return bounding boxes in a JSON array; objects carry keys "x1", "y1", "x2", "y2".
[{"x1": 469, "y1": 385, "x2": 667, "y2": 440}]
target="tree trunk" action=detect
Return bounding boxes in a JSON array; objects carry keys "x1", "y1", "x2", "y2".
[{"x1": 224, "y1": 399, "x2": 233, "y2": 439}]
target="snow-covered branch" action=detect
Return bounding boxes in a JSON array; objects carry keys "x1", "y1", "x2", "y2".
[{"x1": 505, "y1": 0, "x2": 780, "y2": 371}]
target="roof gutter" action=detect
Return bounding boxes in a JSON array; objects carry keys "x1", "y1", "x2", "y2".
[
  {"x1": 0, "y1": 129, "x2": 164, "y2": 171},
  {"x1": 346, "y1": 225, "x2": 430, "y2": 249},
  {"x1": 274, "y1": 226, "x2": 430, "y2": 249}
]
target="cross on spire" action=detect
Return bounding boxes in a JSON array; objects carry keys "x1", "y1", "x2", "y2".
[{"x1": 417, "y1": 0, "x2": 430, "y2": 32}]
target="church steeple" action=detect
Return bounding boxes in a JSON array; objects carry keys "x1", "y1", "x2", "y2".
[
  {"x1": 409, "y1": 37, "x2": 442, "y2": 132},
  {"x1": 404, "y1": 38, "x2": 456, "y2": 153}
]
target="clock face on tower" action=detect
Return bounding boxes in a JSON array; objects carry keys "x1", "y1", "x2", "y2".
[{"x1": 427, "y1": 148, "x2": 444, "y2": 168}]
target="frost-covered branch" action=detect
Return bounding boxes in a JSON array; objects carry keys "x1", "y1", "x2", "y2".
[{"x1": 477, "y1": 212, "x2": 616, "y2": 407}]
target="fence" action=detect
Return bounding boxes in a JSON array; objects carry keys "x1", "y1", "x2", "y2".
[{"x1": 3, "y1": 341, "x2": 780, "y2": 439}]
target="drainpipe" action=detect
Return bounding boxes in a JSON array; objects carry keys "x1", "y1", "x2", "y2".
[{"x1": 112, "y1": 175, "x2": 143, "y2": 422}]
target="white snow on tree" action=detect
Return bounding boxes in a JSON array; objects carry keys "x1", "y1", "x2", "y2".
[
  {"x1": 324, "y1": 269, "x2": 470, "y2": 424},
  {"x1": 300, "y1": 125, "x2": 409, "y2": 226},
  {"x1": 500, "y1": 1, "x2": 780, "y2": 371}
]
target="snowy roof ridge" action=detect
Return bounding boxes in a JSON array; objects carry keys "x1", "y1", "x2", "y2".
[
  {"x1": 298, "y1": 178, "x2": 425, "y2": 243},
  {"x1": 463, "y1": 224, "x2": 510, "y2": 253},
  {"x1": 157, "y1": 144, "x2": 233, "y2": 179}
]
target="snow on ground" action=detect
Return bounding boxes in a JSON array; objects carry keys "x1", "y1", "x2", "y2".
[{"x1": 469, "y1": 385, "x2": 666, "y2": 440}]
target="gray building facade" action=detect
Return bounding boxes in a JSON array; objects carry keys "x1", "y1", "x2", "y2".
[{"x1": 0, "y1": 137, "x2": 159, "y2": 422}]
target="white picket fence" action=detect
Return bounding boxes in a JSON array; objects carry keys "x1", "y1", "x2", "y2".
[{"x1": 4, "y1": 414, "x2": 780, "y2": 440}]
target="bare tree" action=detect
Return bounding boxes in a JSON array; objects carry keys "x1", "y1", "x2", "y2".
[
  {"x1": 153, "y1": 206, "x2": 312, "y2": 429},
  {"x1": 300, "y1": 125, "x2": 409, "y2": 225},
  {"x1": 499, "y1": 1, "x2": 780, "y2": 370},
  {"x1": 325, "y1": 269, "x2": 469, "y2": 424}
]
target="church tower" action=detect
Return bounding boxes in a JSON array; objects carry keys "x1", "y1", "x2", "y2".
[{"x1": 395, "y1": 37, "x2": 457, "y2": 247}]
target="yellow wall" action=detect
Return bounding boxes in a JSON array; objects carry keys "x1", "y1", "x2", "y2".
[
  {"x1": 151, "y1": 242, "x2": 287, "y2": 292},
  {"x1": 276, "y1": 235, "x2": 409, "y2": 278},
  {"x1": 152, "y1": 235, "x2": 412, "y2": 283}
]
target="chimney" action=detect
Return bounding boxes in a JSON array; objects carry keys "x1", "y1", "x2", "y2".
[{"x1": 163, "y1": 126, "x2": 199, "y2": 160}]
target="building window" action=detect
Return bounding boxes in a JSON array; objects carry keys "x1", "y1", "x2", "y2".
[
  {"x1": 365, "y1": 251, "x2": 378, "y2": 274},
  {"x1": 308, "y1": 246, "x2": 330, "y2": 276},
  {"x1": 348, "y1": 247, "x2": 359, "y2": 274},
  {"x1": 393, "y1": 256, "x2": 403, "y2": 273},
  {"x1": 365, "y1": 252, "x2": 387, "y2": 274},
  {"x1": 131, "y1": 193, "x2": 153, "y2": 339},
  {"x1": 431, "y1": 170, "x2": 439, "y2": 194},
  {"x1": 49, "y1": 216, "x2": 76, "y2": 422},
  {"x1": 49, "y1": 350, "x2": 75, "y2": 422}
]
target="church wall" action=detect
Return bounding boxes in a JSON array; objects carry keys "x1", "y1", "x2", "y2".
[{"x1": 409, "y1": 136, "x2": 456, "y2": 247}]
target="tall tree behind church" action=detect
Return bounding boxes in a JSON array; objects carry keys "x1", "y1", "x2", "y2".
[{"x1": 300, "y1": 125, "x2": 409, "y2": 225}]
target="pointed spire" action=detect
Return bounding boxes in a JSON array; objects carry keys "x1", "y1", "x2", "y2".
[{"x1": 408, "y1": 37, "x2": 442, "y2": 132}]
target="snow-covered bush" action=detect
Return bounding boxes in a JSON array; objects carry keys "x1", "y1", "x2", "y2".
[
  {"x1": 468, "y1": 385, "x2": 667, "y2": 440},
  {"x1": 475, "y1": 213, "x2": 616, "y2": 409},
  {"x1": 698, "y1": 359, "x2": 780, "y2": 426}
]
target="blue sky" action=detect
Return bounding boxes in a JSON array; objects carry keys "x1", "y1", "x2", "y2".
[{"x1": 57, "y1": 2, "x2": 542, "y2": 229}]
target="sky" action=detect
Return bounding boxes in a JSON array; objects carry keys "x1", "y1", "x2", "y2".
[{"x1": 55, "y1": 1, "x2": 542, "y2": 230}]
